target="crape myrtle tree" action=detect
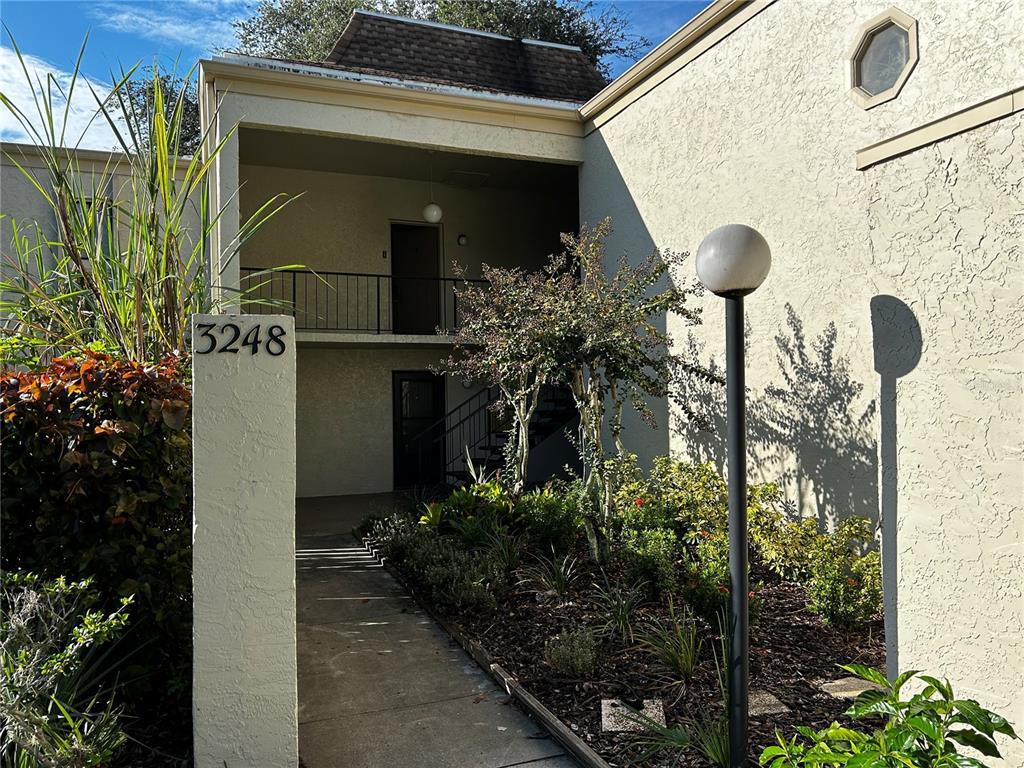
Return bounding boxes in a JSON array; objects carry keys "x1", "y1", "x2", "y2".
[
  {"x1": 549, "y1": 219, "x2": 711, "y2": 561},
  {"x1": 444, "y1": 219, "x2": 713, "y2": 561},
  {"x1": 438, "y1": 262, "x2": 559, "y2": 493}
]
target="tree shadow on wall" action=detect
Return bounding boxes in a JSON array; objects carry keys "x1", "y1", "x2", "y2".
[{"x1": 675, "y1": 304, "x2": 878, "y2": 530}]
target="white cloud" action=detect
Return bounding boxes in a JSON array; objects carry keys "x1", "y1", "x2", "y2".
[
  {"x1": 0, "y1": 46, "x2": 123, "y2": 151},
  {"x1": 89, "y1": 1, "x2": 243, "y2": 55}
]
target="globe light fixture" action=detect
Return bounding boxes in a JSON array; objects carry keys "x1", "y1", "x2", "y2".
[
  {"x1": 423, "y1": 152, "x2": 443, "y2": 223},
  {"x1": 695, "y1": 224, "x2": 771, "y2": 768},
  {"x1": 695, "y1": 224, "x2": 771, "y2": 297},
  {"x1": 422, "y1": 202, "x2": 443, "y2": 223}
]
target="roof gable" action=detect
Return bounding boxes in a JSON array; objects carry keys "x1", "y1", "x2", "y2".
[{"x1": 324, "y1": 11, "x2": 606, "y2": 103}]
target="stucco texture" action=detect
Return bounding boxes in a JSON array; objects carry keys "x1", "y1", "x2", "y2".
[
  {"x1": 296, "y1": 345, "x2": 467, "y2": 497},
  {"x1": 581, "y1": 0, "x2": 1023, "y2": 759},
  {"x1": 238, "y1": 162, "x2": 574, "y2": 278},
  {"x1": 192, "y1": 314, "x2": 298, "y2": 767}
]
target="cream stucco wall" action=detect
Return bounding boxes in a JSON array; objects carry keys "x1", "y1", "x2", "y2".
[
  {"x1": 238, "y1": 163, "x2": 574, "y2": 278},
  {"x1": 582, "y1": 0, "x2": 1023, "y2": 758},
  {"x1": 296, "y1": 345, "x2": 473, "y2": 497}
]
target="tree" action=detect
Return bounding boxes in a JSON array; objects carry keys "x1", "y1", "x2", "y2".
[
  {"x1": 232, "y1": 0, "x2": 648, "y2": 76},
  {"x1": 438, "y1": 262, "x2": 558, "y2": 493},
  {"x1": 123, "y1": 69, "x2": 201, "y2": 157},
  {"x1": 432, "y1": 0, "x2": 647, "y2": 77},
  {"x1": 233, "y1": 0, "x2": 420, "y2": 62},
  {"x1": 546, "y1": 219, "x2": 711, "y2": 560}
]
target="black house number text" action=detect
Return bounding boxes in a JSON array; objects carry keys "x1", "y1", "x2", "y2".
[{"x1": 195, "y1": 323, "x2": 287, "y2": 356}]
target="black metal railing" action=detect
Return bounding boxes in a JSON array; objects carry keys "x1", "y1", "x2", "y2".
[
  {"x1": 409, "y1": 383, "x2": 576, "y2": 487},
  {"x1": 239, "y1": 267, "x2": 484, "y2": 334}
]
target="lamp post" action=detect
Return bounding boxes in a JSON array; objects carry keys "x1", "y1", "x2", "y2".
[{"x1": 695, "y1": 224, "x2": 771, "y2": 768}]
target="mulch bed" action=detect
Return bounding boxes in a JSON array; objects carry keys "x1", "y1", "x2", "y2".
[{"x1": 391, "y1": 551, "x2": 885, "y2": 767}]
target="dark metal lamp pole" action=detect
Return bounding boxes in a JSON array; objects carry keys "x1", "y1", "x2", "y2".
[
  {"x1": 695, "y1": 225, "x2": 772, "y2": 768},
  {"x1": 725, "y1": 294, "x2": 748, "y2": 766}
]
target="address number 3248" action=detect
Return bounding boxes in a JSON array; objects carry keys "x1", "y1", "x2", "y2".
[{"x1": 195, "y1": 322, "x2": 287, "y2": 356}]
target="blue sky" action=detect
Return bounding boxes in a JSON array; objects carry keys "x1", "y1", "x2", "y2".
[{"x1": 0, "y1": 0, "x2": 709, "y2": 148}]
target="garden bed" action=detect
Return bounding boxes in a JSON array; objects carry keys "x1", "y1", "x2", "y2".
[{"x1": 357, "y1": 469, "x2": 886, "y2": 768}]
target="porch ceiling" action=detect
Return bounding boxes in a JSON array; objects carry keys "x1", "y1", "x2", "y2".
[{"x1": 239, "y1": 127, "x2": 578, "y2": 191}]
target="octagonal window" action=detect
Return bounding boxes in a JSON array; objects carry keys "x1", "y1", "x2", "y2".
[
  {"x1": 847, "y1": 7, "x2": 919, "y2": 109},
  {"x1": 856, "y1": 23, "x2": 910, "y2": 95}
]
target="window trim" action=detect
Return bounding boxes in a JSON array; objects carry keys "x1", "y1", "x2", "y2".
[{"x1": 846, "y1": 7, "x2": 919, "y2": 110}]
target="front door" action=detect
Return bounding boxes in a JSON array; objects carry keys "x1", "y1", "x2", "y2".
[
  {"x1": 391, "y1": 223, "x2": 441, "y2": 334},
  {"x1": 393, "y1": 371, "x2": 446, "y2": 488}
]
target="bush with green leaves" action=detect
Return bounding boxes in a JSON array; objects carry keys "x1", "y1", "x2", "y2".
[
  {"x1": 1, "y1": 573, "x2": 132, "y2": 768},
  {"x1": 514, "y1": 484, "x2": 581, "y2": 552},
  {"x1": 614, "y1": 456, "x2": 809, "y2": 589},
  {"x1": 544, "y1": 628, "x2": 596, "y2": 679},
  {"x1": 1, "y1": 355, "x2": 192, "y2": 738},
  {"x1": 806, "y1": 516, "x2": 882, "y2": 626},
  {"x1": 761, "y1": 665, "x2": 1019, "y2": 768},
  {"x1": 620, "y1": 527, "x2": 680, "y2": 598}
]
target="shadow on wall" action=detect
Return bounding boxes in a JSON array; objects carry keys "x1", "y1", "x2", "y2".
[
  {"x1": 676, "y1": 304, "x2": 879, "y2": 530},
  {"x1": 579, "y1": 134, "x2": 669, "y2": 467},
  {"x1": 676, "y1": 298, "x2": 923, "y2": 674},
  {"x1": 870, "y1": 295, "x2": 923, "y2": 678}
]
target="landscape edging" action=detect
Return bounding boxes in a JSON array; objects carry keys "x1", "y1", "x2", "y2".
[{"x1": 358, "y1": 535, "x2": 612, "y2": 768}]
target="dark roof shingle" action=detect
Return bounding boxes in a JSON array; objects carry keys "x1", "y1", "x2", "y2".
[{"x1": 323, "y1": 11, "x2": 606, "y2": 103}]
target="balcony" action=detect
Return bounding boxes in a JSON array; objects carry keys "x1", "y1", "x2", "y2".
[{"x1": 240, "y1": 267, "x2": 485, "y2": 337}]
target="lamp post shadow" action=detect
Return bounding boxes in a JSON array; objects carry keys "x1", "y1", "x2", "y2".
[{"x1": 869, "y1": 295, "x2": 922, "y2": 679}]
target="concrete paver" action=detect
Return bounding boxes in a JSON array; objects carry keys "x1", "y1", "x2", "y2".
[{"x1": 296, "y1": 494, "x2": 578, "y2": 768}]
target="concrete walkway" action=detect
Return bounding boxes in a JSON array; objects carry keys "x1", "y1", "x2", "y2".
[{"x1": 296, "y1": 494, "x2": 578, "y2": 768}]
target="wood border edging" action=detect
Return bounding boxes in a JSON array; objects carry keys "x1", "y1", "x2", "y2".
[{"x1": 357, "y1": 535, "x2": 612, "y2": 768}]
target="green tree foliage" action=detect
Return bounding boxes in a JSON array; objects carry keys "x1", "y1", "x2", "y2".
[
  {"x1": 431, "y1": 0, "x2": 647, "y2": 76},
  {"x1": 440, "y1": 263, "x2": 559, "y2": 492},
  {"x1": 232, "y1": 0, "x2": 647, "y2": 76},
  {"x1": 547, "y1": 219, "x2": 711, "y2": 560},
  {"x1": 123, "y1": 69, "x2": 201, "y2": 157},
  {"x1": 233, "y1": 0, "x2": 420, "y2": 61}
]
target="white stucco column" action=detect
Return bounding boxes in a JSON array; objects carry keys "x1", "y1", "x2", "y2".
[
  {"x1": 211, "y1": 96, "x2": 240, "y2": 306},
  {"x1": 192, "y1": 313, "x2": 297, "y2": 768}
]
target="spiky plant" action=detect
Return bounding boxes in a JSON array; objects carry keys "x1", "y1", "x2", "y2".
[
  {"x1": 636, "y1": 597, "x2": 701, "y2": 678},
  {"x1": 0, "y1": 36, "x2": 297, "y2": 365}
]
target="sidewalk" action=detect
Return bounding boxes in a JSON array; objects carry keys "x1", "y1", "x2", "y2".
[{"x1": 296, "y1": 494, "x2": 578, "y2": 768}]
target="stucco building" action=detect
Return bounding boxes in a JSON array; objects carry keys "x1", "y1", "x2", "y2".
[
  {"x1": 2, "y1": 0, "x2": 1019, "y2": 760},
  {"x1": 200, "y1": 1, "x2": 1023, "y2": 756}
]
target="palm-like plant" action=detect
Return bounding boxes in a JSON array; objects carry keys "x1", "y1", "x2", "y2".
[{"x1": 0, "y1": 36, "x2": 297, "y2": 364}]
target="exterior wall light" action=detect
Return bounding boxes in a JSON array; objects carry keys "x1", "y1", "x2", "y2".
[
  {"x1": 695, "y1": 224, "x2": 771, "y2": 768},
  {"x1": 457, "y1": 234, "x2": 468, "y2": 246},
  {"x1": 422, "y1": 203, "x2": 443, "y2": 223}
]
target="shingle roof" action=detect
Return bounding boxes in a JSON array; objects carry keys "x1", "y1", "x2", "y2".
[{"x1": 323, "y1": 11, "x2": 607, "y2": 103}]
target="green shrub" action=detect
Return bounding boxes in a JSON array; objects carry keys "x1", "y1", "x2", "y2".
[
  {"x1": 806, "y1": 517, "x2": 882, "y2": 626},
  {"x1": 760, "y1": 665, "x2": 1019, "y2": 768},
  {"x1": 544, "y1": 628, "x2": 596, "y2": 679},
  {"x1": 1, "y1": 573, "x2": 132, "y2": 767},
  {"x1": 620, "y1": 527, "x2": 679, "y2": 598},
  {"x1": 0, "y1": 355, "x2": 192, "y2": 733},
  {"x1": 396, "y1": 530, "x2": 498, "y2": 613},
  {"x1": 614, "y1": 456, "x2": 808, "y2": 585},
  {"x1": 514, "y1": 485, "x2": 580, "y2": 552}
]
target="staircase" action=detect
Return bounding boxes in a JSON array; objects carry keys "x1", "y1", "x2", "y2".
[{"x1": 410, "y1": 384, "x2": 577, "y2": 488}]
